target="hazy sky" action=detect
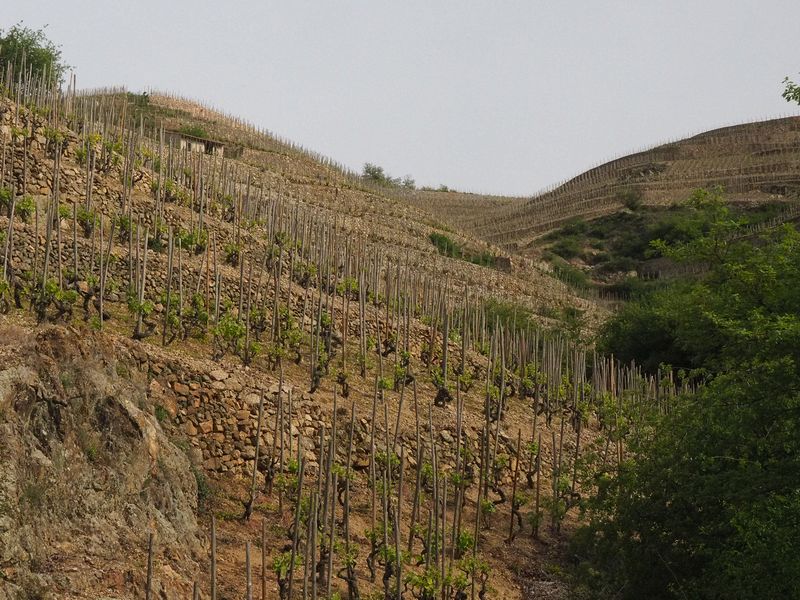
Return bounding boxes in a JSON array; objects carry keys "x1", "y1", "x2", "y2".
[{"x1": 4, "y1": 1, "x2": 800, "y2": 195}]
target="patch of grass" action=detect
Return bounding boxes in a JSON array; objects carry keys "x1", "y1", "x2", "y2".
[
  {"x1": 543, "y1": 217, "x2": 588, "y2": 241},
  {"x1": 254, "y1": 501, "x2": 274, "y2": 515},
  {"x1": 602, "y1": 275, "x2": 665, "y2": 300},
  {"x1": 20, "y1": 481, "x2": 47, "y2": 508},
  {"x1": 193, "y1": 466, "x2": 214, "y2": 513},
  {"x1": 595, "y1": 255, "x2": 638, "y2": 275},
  {"x1": 548, "y1": 236, "x2": 582, "y2": 259},
  {"x1": 430, "y1": 232, "x2": 497, "y2": 268},
  {"x1": 468, "y1": 250, "x2": 497, "y2": 267},
  {"x1": 616, "y1": 186, "x2": 643, "y2": 210},
  {"x1": 60, "y1": 370, "x2": 74, "y2": 389},
  {"x1": 429, "y1": 232, "x2": 460, "y2": 257},
  {"x1": 215, "y1": 509, "x2": 241, "y2": 522},
  {"x1": 76, "y1": 426, "x2": 101, "y2": 463},
  {"x1": 551, "y1": 258, "x2": 591, "y2": 289},
  {"x1": 154, "y1": 404, "x2": 169, "y2": 423},
  {"x1": 179, "y1": 124, "x2": 209, "y2": 139},
  {"x1": 484, "y1": 298, "x2": 539, "y2": 333},
  {"x1": 536, "y1": 304, "x2": 560, "y2": 320}
]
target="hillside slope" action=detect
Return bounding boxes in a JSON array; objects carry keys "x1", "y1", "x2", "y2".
[
  {"x1": 0, "y1": 80, "x2": 613, "y2": 599},
  {"x1": 2, "y1": 74, "x2": 777, "y2": 599},
  {"x1": 136, "y1": 91, "x2": 606, "y2": 325},
  {"x1": 405, "y1": 116, "x2": 800, "y2": 253}
]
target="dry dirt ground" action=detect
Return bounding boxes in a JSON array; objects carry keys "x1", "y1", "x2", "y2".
[{"x1": 0, "y1": 317, "x2": 587, "y2": 599}]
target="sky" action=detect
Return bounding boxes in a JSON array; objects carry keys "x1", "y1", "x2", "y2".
[{"x1": 4, "y1": 1, "x2": 800, "y2": 196}]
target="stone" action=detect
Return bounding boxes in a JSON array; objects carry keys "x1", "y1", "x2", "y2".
[
  {"x1": 184, "y1": 421, "x2": 197, "y2": 436},
  {"x1": 30, "y1": 447, "x2": 52, "y2": 467},
  {"x1": 440, "y1": 430, "x2": 454, "y2": 444},
  {"x1": 173, "y1": 382, "x2": 190, "y2": 396},
  {"x1": 199, "y1": 420, "x2": 213, "y2": 434},
  {"x1": 209, "y1": 369, "x2": 228, "y2": 382},
  {"x1": 243, "y1": 393, "x2": 261, "y2": 406},
  {"x1": 149, "y1": 379, "x2": 165, "y2": 398}
]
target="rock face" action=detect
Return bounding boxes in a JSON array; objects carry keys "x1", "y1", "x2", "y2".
[{"x1": 0, "y1": 325, "x2": 204, "y2": 599}]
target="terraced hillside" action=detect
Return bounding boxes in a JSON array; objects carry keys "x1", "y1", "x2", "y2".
[
  {"x1": 134, "y1": 91, "x2": 604, "y2": 324},
  {"x1": 4, "y1": 59, "x2": 799, "y2": 599},
  {"x1": 2, "y1": 76, "x2": 627, "y2": 599},
  {"x1": 405, "y1": 116, "x2": 800, "y2": 253}
]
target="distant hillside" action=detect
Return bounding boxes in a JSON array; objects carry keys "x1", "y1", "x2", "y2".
[{"x1": 408, "y1": 116, "x2": 800, "y2": 253}]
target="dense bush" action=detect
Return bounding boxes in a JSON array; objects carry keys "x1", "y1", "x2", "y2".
[
  {"x1": 576, "y1": 192, "x2": 800, "y2": 598},
  {"x1": 548, "y1": 236, "x2": 582, "y2": 259}
]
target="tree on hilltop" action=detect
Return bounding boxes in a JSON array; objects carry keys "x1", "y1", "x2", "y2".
[
  {"x1": 0, "y1": 22, "x2": 68, "y2": 85},
  {"x1": 362, "y1": 162, "x2": 415, "y2": 189}
]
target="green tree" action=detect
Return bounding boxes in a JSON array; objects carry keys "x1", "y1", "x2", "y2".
[
  {"x1": 599, "y1": 187, "x2": 748, "y2": 372},
  {"x1": 0, "y1": 23, "x2": 68, "y2": 85},
  {"x1": 575, "y1": 195, "x2": 800, "y2": 598},
  {"x1": 362, "y1": 162, "x2": 402, "y2": 186}
]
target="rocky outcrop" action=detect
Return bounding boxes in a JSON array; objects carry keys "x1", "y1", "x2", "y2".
[{"x1": 0, "y1": 325, "x2": 204, "y2": 599}]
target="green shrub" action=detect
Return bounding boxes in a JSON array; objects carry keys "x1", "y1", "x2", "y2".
[
  {"x1": 429, "y1": 232, "x2": 461, "y2": 258},
  {"x1": 154, "y1": 405, "x2": 169, "y2": 423},
  {"x1": 224, "y1": 242, "x2": 240, "y2": 266},
  {"x1": 577, "y1": 197, "x2": 800, "y2": 599},
  {"x1": 192, "y1": 466, "x2": 213, "y2": 512},
  {"x1": 179, "y1": 124, "x2": 209, "y2": 139},
  {"x1": 468, "y1": 250, "x2": 496, "y2": 267},
  {"x1": 77, "y1": 206, "x2": 97, "y2": 236},
  {"x1": 15, "y1": 195, "x2": 35, "y2": 222},
  {"x1": 21, "y1": 481, "x2": 47, "y2": 508},
  {"x1": 617, "y1": 186, "x2": 643, "y2": 210},
  {"x1": 551, "y1": 258, "x2": 590, "y2": 289},
  {"x1": 0, "y1": 186, "x2": 11, "y2": 212},
  {"x1": 548, "y1": 236, "x2": 582, "y2": 259}
]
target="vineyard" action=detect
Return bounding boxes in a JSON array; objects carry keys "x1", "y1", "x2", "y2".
[
  {"x1": 0, "y1": 61, "x2": 696, "y2": 599},
  {"x1": 0, "y1": 41, "x2": 798, "y2": 599},
  {"x1": 403, "y1": 116, "x2": 800, "y2": 254}
]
